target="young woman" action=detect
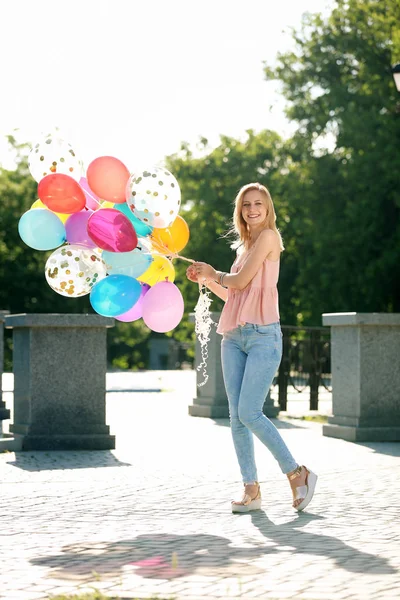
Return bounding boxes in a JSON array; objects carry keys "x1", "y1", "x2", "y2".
[{"x1": 186, "y1": 182, "x2": 317, "y2": 513}]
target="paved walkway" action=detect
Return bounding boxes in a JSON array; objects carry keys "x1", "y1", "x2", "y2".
[{"x1": 1, "y1": 372, "x2": 399, "y2": 600}]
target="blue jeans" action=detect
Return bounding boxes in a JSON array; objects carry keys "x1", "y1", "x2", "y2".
[{"x1": 221, "y1": 322, "x2": 298, "y2": 483}]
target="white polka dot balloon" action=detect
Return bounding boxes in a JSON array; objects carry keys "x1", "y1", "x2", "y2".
[
  {"x1": 45, "y1": 245, "x2": 107, "y2": 298},
  {"x1": 126, "y1": 167, "x2": 181, "y2": 229},
  {"x1": 28, "y1": 134, "x2": 82, "y2": 183}
]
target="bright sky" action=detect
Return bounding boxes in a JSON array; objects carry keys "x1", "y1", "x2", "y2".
[{"x1": 0, "y1": 0, "x2": 334, "y2": 171}]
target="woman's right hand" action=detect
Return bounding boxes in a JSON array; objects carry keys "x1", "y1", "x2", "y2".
[{"x1": 186, "y1": 264, "x2": 199, "y2": 283}]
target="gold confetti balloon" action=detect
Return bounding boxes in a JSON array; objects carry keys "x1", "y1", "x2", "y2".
[
  {"x1": 45, "y1": 245, "x2": 107, "y2": 298},
  {"x1": 126, "y1": 166, "x2": 181, "y2": 229},
  {"x1": 28, "y1": 134, "x2": 82, "y2": 183}
]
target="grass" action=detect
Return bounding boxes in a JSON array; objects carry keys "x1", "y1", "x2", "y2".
[
  {"x1": 49, "y1": 592, "x2": 173, "y2": 600},
  {"x1": 299, "y1": 414, "x2": 328, "y2": 423},
  {"x1": 49, "y1": 593, "x2": 117, "y2": 600},
  {"x1": 292, "y1": 414, "x2": 328, "y2": 423},
  {"x1": 49, "y1": 592, "x2": 171, "y2": 600},
  {"x1": 279, "y1": 413, "x2": 329, "y2": 423}
]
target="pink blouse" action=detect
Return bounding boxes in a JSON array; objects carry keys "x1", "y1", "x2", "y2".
[{"x1": 217, "y1": 250, "x2": 280, "y2": 335}]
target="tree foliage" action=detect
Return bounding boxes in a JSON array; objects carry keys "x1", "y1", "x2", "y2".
[
  {"x1": 166, "y1": 130, "x2": 314, "y2": 327},
  {"x1": 0, "y1": 139, "x2": 152, "y2": 369},
  {"x1": 263, "y1": 0, "x2": 400, "y2": 320},
  {"x1": 1, "y1": 0, "x2": 399, "y2": 371}
]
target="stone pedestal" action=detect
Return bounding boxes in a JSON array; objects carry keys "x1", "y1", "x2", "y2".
[
  {"x1": 0, "y1": 310, "x2": 10, "y2": 422},
  {"x1": 322, "y1": 313, "x2": 400, "y2": 442},
  {"x1": 188, "y1": 312, "x2": 279, "y2": 419},
  {"x1": 5, "y1": 313, "x2": 115, "y2": 450}
]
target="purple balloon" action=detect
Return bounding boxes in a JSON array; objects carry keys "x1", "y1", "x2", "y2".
[
  {"x1": 65, "y1": 210, "x2": 96, "y2": 248},
  {"x1": 142, "y1": 281, "x2": 184, "y2": 333},
  {"x1": 115, "y1": 283, "x2": 150, "y2": 322},
  {"x1": 87, "y1": 208, "x2": 138, "y2": 252},
  {"x1": 80, "y1": 176, "x2": 102, "y2": 210}
]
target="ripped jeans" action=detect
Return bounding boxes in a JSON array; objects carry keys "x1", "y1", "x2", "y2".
[{"x1": 221, "y1": 322, "x2": 298, "y2": 483}]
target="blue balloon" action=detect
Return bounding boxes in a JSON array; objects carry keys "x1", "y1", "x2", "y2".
[
  {"x1": 90, "y1": 274, "x2": 142, "y2": 317},
  {"x1": 115, "y1": 202, "x2": 154, "y2": 237},
  {"x1": 102, "y1": 245, "x2": 153, "y2": 278},
  {"x1": 18, "y1": 209, "x2": 66, "y2": 251}
]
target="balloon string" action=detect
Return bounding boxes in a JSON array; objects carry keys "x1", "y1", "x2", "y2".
[
  {"x1": 83, "y1": 187, "x2": 102, "y2": 207},
  {"x1": 149, "y1": 240, "x2": 195, "y2": 264},
  {"x1": 194, "y1": 284, "x2": 215, "y2": 387},
  {"x1": 154, "y1": 266, "x2": 165, "y2": 285},
  {"x1": 168, "y1": 252, "x2": 194, "y2": 263},
  {"x1": 144, "y1": 247, "x2": 194, "y2": 264}
]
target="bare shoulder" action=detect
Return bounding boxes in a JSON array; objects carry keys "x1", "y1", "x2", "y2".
[
  {"x1": 254, "y1": 229, "x2": 280, "y2": 260},
  {"x1": 257, "y1": 229, "x2": 279, "y2": 247}
]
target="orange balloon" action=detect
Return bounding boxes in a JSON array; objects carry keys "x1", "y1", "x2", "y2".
[
  {"x1": 86, "y1": 156, "x2": 130, "y2": 204},
  {"x1": 151, "y1": 215, "x2": 189, "y2": 255}
]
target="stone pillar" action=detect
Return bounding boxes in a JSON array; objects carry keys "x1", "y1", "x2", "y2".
[
  {"x1": 5, "y1": 313, "x2": 115, "y2": 450},
  {"x1": 188, "y1": 312, "x2": 279, "y2": 418},
  {"x1": 0, "y1": 311, "x2": 11, "y2": 422},
  {"x1": 322, "y1": 312, "x2": 400, "y2": 442}
]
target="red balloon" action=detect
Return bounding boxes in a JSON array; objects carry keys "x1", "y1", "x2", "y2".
[
  {"x1": 38, "y1": 173, "x2": 86, "y2": 214},
  {"x1": 87, "y1": 208, "x2": 138, "y2": 252},
  {"x1": 86, "y1": 156, "x2": 130, "y2": 204}
]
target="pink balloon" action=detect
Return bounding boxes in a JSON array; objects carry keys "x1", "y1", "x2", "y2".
[
  {"x1": 86, "y1": 156, "x2": 130, "y2": 203},
  {"x1": 87, "y1": 208, "x2": 138, "y2": 252},
  {"x1": 65, "y1": 210, "x2": 96, "y2": 248},
  {"x1": 115, "y1": 283, "x2": 150, "y2": 322},
  {"x1": 142, "y1": 281, "x2": 184, "y2": 333},
  {"x1": 80, "y1": 177, "x2": 101, "y2": 210}
]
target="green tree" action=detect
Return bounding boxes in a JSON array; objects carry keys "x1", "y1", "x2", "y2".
[
  {"x1": 0, "y1": 138, "x2": 152, "y2": 370},
  {"x1": 166, "y1": 129, "x2": 305, "y2": 326},
  {"x1": 264, "y1": 0, "x2": 400, "y2": 321},
  {"x1": 0, "y1": 137, "x2": 92, "y2": 315},
  {"x1": 3, "y1": 0, "x2": 399, "y2": 368}
]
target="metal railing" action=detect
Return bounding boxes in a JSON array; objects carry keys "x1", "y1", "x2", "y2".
[
  {"x1": 1, "y1": 317, "x2": 331, "y2": 426},
  {"x1": 276, "y1": 326, "x2": 331, "y2": 411},
  {"x1": 144, "y1": 324, "x2": 332, "y2": 412}
]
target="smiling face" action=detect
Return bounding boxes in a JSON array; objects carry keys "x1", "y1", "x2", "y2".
[{"x1": 241, "y1": 189, "x2": 268, "y2": 228}]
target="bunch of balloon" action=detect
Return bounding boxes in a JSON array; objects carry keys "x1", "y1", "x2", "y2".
[
  {"x1": 116, "y1": 166, "x2": 191, "y2": 332},
  {"x1": 18, "y1": 133, "x2": 190, "y2": 333},
  {"x1": 19, "y1": 134, "x2": 141, "y2": 314},
  {"x1": 18, "y1": 134, "x2": 102, "y2": 299}
]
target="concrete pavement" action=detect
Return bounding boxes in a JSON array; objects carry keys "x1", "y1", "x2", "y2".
[{"x1": 1, "y1": 371, "x2": 399, "y2": 600}]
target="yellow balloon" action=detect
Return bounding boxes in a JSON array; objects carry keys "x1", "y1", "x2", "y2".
[
  {"x1": 31, "y1": 199, "x2": 70, "y2": 224},
  {"x1": 151, "y1": 215, "x2": 190, "y2": 255},
  {"x1": 31, "y1": 199, "x2": 44, "y2": 209},
  {"x1": 138, "y1": 255, "x2": 175, "y2": 286},
  {"x1": 100, "y1": 201, "x2": 115, "y2": 208}
]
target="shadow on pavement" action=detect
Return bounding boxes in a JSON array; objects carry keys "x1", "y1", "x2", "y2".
[
  {"x1": 107, "y1": 388, "x2": 162, "y2": 393},
  {"x1": 30, "y1": 533, "x2": 281, "y2": 580},
  {"x1": 7, "y1": 450, "x2": 132, "y2": 471},
  {"x1": 212, "y1": 418, "x2": 230, "y2": 427},
  {"x1": 30, "y1": 513, "x2": 396, "y2": 581},
  {"x1": 212, "y1": 417, "x2": 303, "y2": 429},
  {"x1": 357, "y1": 442, "x2": 400, "y2": 457},
  {"x1": 250, "y1": 510, "x2": 397, "y2": 575},
  {"x1": 272, "y1": 418, "x2": 304, "y2": 429}
]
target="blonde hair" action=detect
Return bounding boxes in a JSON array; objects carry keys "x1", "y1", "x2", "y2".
[{"x1": 228, "y1": 183, "x2": 284, "y2": 251}]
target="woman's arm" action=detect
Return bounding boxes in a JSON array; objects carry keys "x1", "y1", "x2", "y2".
[
  {"x1": 204, "y1": 279, "x2": 229, "y2": 302},
  {"x1": 186, "y1": 265, "x2": 228, "y2": 301},
  {"x1": 194, "y1": 230, "x2": 279, "y2": 291}
]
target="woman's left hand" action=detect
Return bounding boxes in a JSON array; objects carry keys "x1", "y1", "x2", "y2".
[{"x1": 193, "y1": 262, "x2": 217, "y2": 282}]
